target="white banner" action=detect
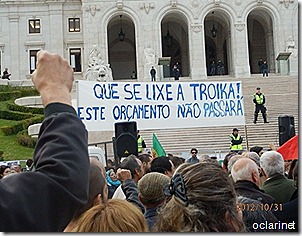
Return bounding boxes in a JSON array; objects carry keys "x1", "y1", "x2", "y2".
[{"x1": 76, "y1": 80, "x2": 246, "y2": 131}]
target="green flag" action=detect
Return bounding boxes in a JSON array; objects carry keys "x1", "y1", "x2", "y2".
[{"x1": 152, "y1": 133, "x2": 166, "y2": 158}]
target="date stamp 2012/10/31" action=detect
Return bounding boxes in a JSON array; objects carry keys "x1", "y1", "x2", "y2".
[{"x1": 237, "y1": 203, "x2": 283, "y2": 212}]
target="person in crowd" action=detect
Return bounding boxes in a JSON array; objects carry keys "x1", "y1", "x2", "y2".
[
  {"x1": 260, "y1": 60, "x2": 269, "y2": 77},
  {"x1": 25, "y1": 158, "x2": 34, "y2": 171},
  {"x1": 222, "y1": 151, "x2": 238, "y2": 173},
  {"x1": 209, "y1": 61, "x2": 216, "y2": 76},
  {"x1": 217, "y1": 60, "x2": 224, "y2": 75},
  {"x1": 65, "y1": 158, "x2": 108, "y2": 231},
  {"x1": 227, "y1": 154, "x2": 244, "y2": 177},
  {"x1": 2, "y1": 68, "x2": 11, "y2": 80},
  {"x1": 173, "y1": 64, "x2": 180, "y2": 80},
  {"x1": 249, "y1": 146, "x2": 264, "y2": 157},
  {"x1": 70, "y1": 199, "x2": 148, "y2": 232},
  {"x1": 241, "y1": 151, "x2": 260, "y2": 167},
  {"x1": 169, "y1": 155, "x2": 185, "y2": 169},
  {"x1": 106, "y1": 168, "x2": 121, "y2": 199},
  {"x1": 153, "y1": 162, "x2": 245, "y2": 232},
  {"x1": 228, "y1": 128, "x2": 243, "y2": 152},
  {"x1": 200, "y1": 154, "x2": 210, "y2": 162},
  {"x1": 105, "y1": 159, "x2": 114, "y2": 171},
  {"x1": 150, "y1": 156, "x2": 175, "y2": 178},
  {"x1": 231, "y1": 157, "x2": 276, "y2": 204},
  {"x1": 0, "y1": 165, "x2": 11, "y2": 178},
  {"x1": 237, "y1": 196, "x2": 281, "y2": 232},
  {"x1": 273, "y1": 161, "x2": 298, "y2": 232},
  {"x1": 260, "y1": 151, "x2": 296, "y2": 203},
  {"x1": 137, "y1": 172, "x2": 170, "y2": 231},
  {"x1": 150, "y1": 66, "x2": 156, "y2": 81},
  {"x1": 112, "y1": 154, "x2": 145, "y2": 213},
  {"x1": 0, "y1": 50, "x2": 90, "y2": 232},
  {"x1": 138, "y1": 153, "x2": 152, "y2": 174},
  {"x1": 253, "y1": 87, "x2": 269, "y2": 124},
  {"x1": 10, "y1": 163, "x2": 21, "y2": 173},
  {"x1": 186, "y1": 148, "x2": 199, "y2": 164},
  {"x1": 257, "y1": 58, "x2": 264, "y2": 73},
  {"x1": 137, "y1": 130, "x2": 146, "y2": 154},
  {"x1": 131, "y1": 70, "x2": 136, "y2": 79}
]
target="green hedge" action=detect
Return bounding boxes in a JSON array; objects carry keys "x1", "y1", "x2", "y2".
[
  {"x1": 0, "y1": 110, "x2": 34, "y2": 121},
  {"x1": 7, "y1": 103, "x2": 44, "y2": 115},
  {"x1": 1, "y1": 115, "x2": 44, "y2": 135},
  {"x1": 0, "y1": 91, "x2": 22, "y2": 101},
  {"x1": 17, "y1": 130, "x2": 38, "y2": 148}
]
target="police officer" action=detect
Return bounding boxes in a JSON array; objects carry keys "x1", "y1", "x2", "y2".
[
  {"x1": 229, "y1": 128, "x2": 243, "y2": 152},
  {"x1": 137, "y1": 130, "x2": 146, "y2": 153},
  {"x1": 253, "y1": 87, "x2": 269, "y2": 124}
]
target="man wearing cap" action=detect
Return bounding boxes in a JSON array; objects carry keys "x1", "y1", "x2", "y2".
[
  {"x1": 228, "y1": 128, "x2": 243, "y2": 152},
  {"x1": 253, "y1": 87, "x2": 269, "y2": 124}
]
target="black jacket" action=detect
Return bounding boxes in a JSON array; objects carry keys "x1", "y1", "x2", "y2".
[
  {"x1": 0, "y1": 103, "x2": 90, "y2": 232},
  {"x1": 234, "y1": 180, "x2": 276, "y2": 204},
  {"x1": 122, "y1": 179, "x2": 145, "y2": 213}
]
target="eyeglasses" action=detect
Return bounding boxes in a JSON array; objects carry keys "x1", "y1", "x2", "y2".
[{"x1": 191, "y1": 152, "x2": 197, "y2": 154}]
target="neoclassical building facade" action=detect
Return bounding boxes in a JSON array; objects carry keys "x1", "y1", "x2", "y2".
[{"x1": 0, "y1": 0, "x2": 298, "y2": 81}]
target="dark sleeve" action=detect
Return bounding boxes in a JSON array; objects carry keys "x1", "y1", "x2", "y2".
[
  {"x1": 0, "y1": 102, "x2": 90, "y2": 232},
  {"x1": 122, "y1": 179, "x2": 145, "y2": 213},
  {"x1": 262, "y1": 95, "x2": 266, "y2": 105},
  {"x1": 142, "y1": 139, "x2": 146, "y2": 148},
  {"x1": 253, "y1": 95, "x2": 257, "y2": 104},
  {"x1": 232, "y1": 136, "x2": 243, "y2": 145}
]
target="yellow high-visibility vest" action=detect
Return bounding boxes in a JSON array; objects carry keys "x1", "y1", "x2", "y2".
[
  {"x1": 137, "y1": 136, "x2": 143, "y2": 153},
  {"x1": 229, "y1": 134, "x2": 243, "y2": 151}
]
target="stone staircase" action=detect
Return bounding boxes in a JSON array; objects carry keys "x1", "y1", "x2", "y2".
[{"x1": 138, "y1": 74, "x2": 298, "y2": 159}]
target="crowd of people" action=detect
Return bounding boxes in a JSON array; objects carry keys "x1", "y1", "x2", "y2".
[{"x1": 0, "y1": 51, "x2": 298, "y2": 232}]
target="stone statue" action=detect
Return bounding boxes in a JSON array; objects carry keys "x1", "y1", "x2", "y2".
[
  {"x1": 144, "y1": 45, "x2": 156, "y2": 65},
  {"x1": 85, "y1": 45, "x2": 113, "y2": 82},
  {"x1": 286, "y1": 36, "x2": 297, "y2": 58}
]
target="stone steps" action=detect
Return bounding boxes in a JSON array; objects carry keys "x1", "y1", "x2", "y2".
[{"x1": 137, "y1": 75, "x2": 298, "y2": 159}]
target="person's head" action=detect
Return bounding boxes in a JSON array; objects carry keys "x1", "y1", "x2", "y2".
[
  {"x1": 138, "y1": 172, "x2": 170, "y2": 208},
  {"x1": 249, "y1": 146, "x2": 264, "y2": 156},
  {"x1": 241, "y1": 151, "x2": 260, "y2": 167},
  {"x1": 26, "y1": 158, "x2": 34, "y2": 168},
  {"x1": 231, "y1": 158, "x2": 260, "y2": 186},
  {"x1": 227, "y1": 154, "x2": 244, "y2": 176},
  {"x1": 71, "y1": 199, "x2": 148, "y2": 232},
  {"x1": 150, "y1": 156, "x2": 175, "y2": 178},
  {"x1": 260, "y1": 151, "x2": 284, "y2": 178},
  {"x1": 107, "y1": 169, "x2": 118, "y2": 182},
  {"x1": 10, "y1": 164, "x2": 21, "y2": 173},
  {"x1": 106, "y1": 159, "x2": 114, "y2": 169},
  {"x1": 169, "y1": 155, "x2": 185, "y2": 169},
  {"x1": 138, "y1": 154, "x2": 152, "y2": 174},
  {"x1": 0, "y1": 165, "x2": 11, "y2": 178},
  {"x1": 222, "y1": 152, "x2": 238, "y2": 172},
  {"x1": 190, "y1": 148, "x2": 198, "y2": 158},
  {"x1": 120, "y1": 154, "x2": 144, "y2": 182},
  {"x1": 237, "y1": 196, "x2": 279, "y2": 232},
  {"x1": 78, "y1": 158, "x2": 108, "y2": 217},
  {"x1": 288, "y1": 159, "x2": 298, "y2": 183},
  {"x1": 232, "y1": 128, "x2": 239, "y2": 135},
  {"x1": 154, "y1": 162, "x2": 245, "y2": 232},
  {"x1": 256, "y1": 87, "x2": 261, "y2": 93}
]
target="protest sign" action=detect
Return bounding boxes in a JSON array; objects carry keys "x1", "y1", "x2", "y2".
[{"x1": 76, "y1": 80, "x2": 245, "y2": 131}]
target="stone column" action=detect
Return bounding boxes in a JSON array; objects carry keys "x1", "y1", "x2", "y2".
[
  {"x1": 232, "y1": 22, "x2": 250, "y2": 78},
  {"x1": 48, "y1": 1, "x2": 64, "y2": 55},
  {"x1": 8, "y1": 15, "x2": 20, "y2": 79},
  {"x1": 190, "y1": 23, "x2": 207, "y2": 80}
]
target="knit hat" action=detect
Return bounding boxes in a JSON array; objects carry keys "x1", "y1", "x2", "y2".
[{"x1": 138, "y1": 172, "x2": 170, "y2": 204}]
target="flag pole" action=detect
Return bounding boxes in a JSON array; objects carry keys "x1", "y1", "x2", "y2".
[{"x1": 244, "y1": 125, "x2": 249, "y2": 151}]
